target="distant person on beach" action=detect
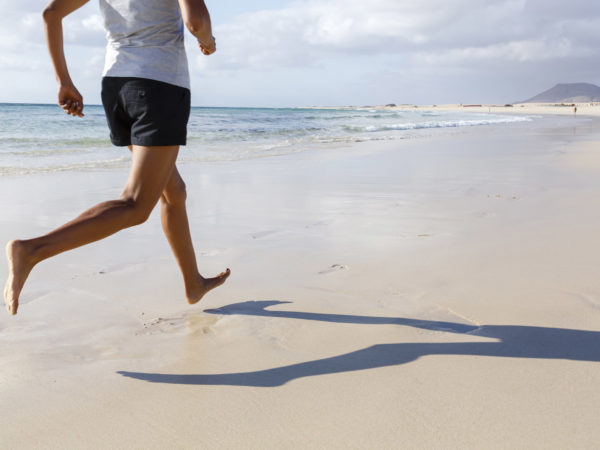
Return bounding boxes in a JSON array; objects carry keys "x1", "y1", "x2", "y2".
[
  {"x1": 574, "y1": 106, "x2": 577, "y2": 116},
  {"x1": 4, "y1": 0, "x2": 230, "y2": 315}
]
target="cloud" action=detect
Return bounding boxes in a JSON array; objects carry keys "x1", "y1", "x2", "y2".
[
  {"x1": 197, "y1": 0, "x2": 437, "y2": 71},
  {"x1": 416, "y1": 37, "x2": 592, "y2": 65},
  {"x1": 5, "y1": 0, "x2": 599, "y2": 74},
  {"x1": 0, "y1": 0, "x2": 599, "y2": 105},
  {"x1": 63, "y1": 13, "x2": 106, "y2": 47},
  {"x1": 0, "y1": 54, "x2": 44, "y2": 71},
  {"x1": 197, "y1": 0, "x2": 600, "y2": 74},
  {"x1": 0, "y1": 1, "x2": 105, "y2": 76}
]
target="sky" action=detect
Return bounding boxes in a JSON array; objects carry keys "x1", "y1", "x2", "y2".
[{"x1": 0, "y1": 0, "x2": 599, "y2": 107}]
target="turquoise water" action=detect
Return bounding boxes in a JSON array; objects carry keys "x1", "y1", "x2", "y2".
[{"x1": 0, "y1": 103, "x2": 533, "y2": 176}]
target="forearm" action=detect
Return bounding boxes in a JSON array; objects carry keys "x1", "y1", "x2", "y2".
[
  {"x1": 43, "y1": 9, "x2": 73, "y2": 86},
  {"x1": 179, "y1": 0, "x2": 214, "y2": 45},
  {"x1": 189, "y1": 15, "x2": 213, "y2": 46},
  {"x1": 42, "y1": 0, "x2": 89, "y2": 85},
  {"x1": 42, "y1": 0, "x2": 89, "y2": 116}
]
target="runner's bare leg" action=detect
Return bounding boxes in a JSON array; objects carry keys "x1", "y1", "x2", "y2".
[
  {"x1": 4, "y1": 146, "x2": 192, "y2": 315},
  {"x1": 160, "y1": 166, "x2": 230, "y2": 304}
]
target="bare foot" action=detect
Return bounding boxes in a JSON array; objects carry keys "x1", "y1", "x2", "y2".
[
  {"x1": 4, "y1": 240, "x2": 35, "y2": 315},
  {"x1": 186, "y1": 268, "x2": 231, "y2": 305}
]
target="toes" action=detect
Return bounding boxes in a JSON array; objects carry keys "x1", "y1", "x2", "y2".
[{"x1": 6, "y1": 301, "x2": 16, "y2": 315}]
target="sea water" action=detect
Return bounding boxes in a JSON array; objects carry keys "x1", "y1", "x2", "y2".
[{"x1": 0, "y1": 104, "x2": 532, "y2": 176}]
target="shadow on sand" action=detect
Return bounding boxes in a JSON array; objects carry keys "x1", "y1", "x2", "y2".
[{"x1": 118, "y1": 300, "x2": 600, "y2": 387}]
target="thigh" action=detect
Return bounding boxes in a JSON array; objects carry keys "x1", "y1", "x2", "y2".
[{"x1": 121, "y1": 145, "x2": 180, "y2": 212}]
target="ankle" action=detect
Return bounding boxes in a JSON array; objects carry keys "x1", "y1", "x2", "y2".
[
  {"x1": 14, "y1": 239, "x2": 40, "y2": 266},
  {"x1": 184, "y1": 272, "x2": 203, "y2": 292}
]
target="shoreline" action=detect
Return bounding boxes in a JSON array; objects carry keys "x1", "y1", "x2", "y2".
[
  {"x1": 301, "y1": 102, "x2": 600, "y2": 117},
  {"x1": 4, "y1": 101, "x2": 598, "y2": 115}
]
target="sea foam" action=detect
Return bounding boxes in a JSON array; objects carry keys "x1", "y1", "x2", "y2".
[{"x1": 0, "y1": 104, "x2": 534, "y2": 175}]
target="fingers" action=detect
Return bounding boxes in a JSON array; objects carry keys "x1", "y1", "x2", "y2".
[
  {"x1": 59, "y1": 99, "x2": 85, "y2": 117},
  {"x1": 58, "y1": 84, "x2": 85, "y2": 117},
  {"x1": 60, "y1": 101, "x2": 83, "y2": 117},
  {"x1": 198, "y1": 36, "x2": 216, "y2": 55},
  {"x1": 199, "y1": 45, "x2": 214, "y2": 55}
]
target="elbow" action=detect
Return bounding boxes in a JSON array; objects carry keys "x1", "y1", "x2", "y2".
[
  {"x1": 42, "y1": 3, "x2": 65, "y2": 23},
  {"x1": 42, "y1": 5, "x2": 57, "y2": 22},
  {"x1": 185, "y1": 18, "x2": 208, "y2": 38}
]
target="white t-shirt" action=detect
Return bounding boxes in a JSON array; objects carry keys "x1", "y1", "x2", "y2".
[{"x1": 99, "y1": 0, "x2": 190, "y2": 89}]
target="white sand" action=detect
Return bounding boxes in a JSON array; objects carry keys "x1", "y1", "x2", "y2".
[
  {"x1": 433, "y1": 102, "x2": 600, "y2": 117},
  {"x1": 2, "y1": 114, "x2": 600, "y2": 448},
  {"x1": 350, "y1": 102, "x2": 600, "y2": 117}
]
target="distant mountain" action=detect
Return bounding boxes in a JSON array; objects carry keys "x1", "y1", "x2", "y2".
[{"x1": 521, "y1": 83, "x2": 600, "y2": 103}]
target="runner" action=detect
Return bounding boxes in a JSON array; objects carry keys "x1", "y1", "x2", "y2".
[{"x1": 4, "y1": 0, "x2": 230, "y2": 315}]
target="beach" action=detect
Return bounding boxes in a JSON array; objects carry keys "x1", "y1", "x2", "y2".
[{"x1": 1, "y1": 110, "x2": 600, "y2": 448}]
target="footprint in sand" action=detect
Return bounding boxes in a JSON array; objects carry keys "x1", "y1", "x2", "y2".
[
  {"x1": 487, "y1": 194, "x2": 520, "y2": 200},
  {"x1": 137, "y1": 314, "x2": 220, "y2": 336},
  {"x1": 305, "y1": 220, "x2": 329, "y2": 229},
  {"x1": 318, "y1": 264, "x2": 349, "y2": 275},
  {"x1": 473, "y1": 211, "x2": 496, "y2": 218},
  {"x1": 251, "y1": 229, "x2": 280, "y2": 240},
  {"x1": 137, "y1": 315, "x2": 186, "y2": 335},
  {"x1": 198, "y1": 249, "x2": 223, "y2": 257},
  {"x1": 569, "y1": 292, "x2": 600, "y2": 311},
  {"x1": 185, "y1": 315, "x2": 221, "y2": 336}
]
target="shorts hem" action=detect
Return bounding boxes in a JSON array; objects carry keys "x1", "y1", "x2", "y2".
[
  {"x1": 130, "y1": 138, "x2": 187, "y2": 147},
  {"x1": 110, "y1": 139, "x2": 131, "y2": 147}
]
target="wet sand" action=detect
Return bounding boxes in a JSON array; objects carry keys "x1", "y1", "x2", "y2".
[{"x1": 1, "y1": 114, "x2": 600, "y2": 448}]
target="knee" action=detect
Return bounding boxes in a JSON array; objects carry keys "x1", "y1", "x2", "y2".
[
  {"x1": 121, "y1": 197, "x2": 152, "y2": 226},
  {"x1": 163, "y1": 179, "x2": 187, "y2": 208}
]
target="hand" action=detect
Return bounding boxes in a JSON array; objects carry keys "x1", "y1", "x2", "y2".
[
  {"x1": 58, "y1": 84, "x2": 84, "y2": 117},
  {"x1": 198, "y1": 36, "x2": 216, "y2": 55}
]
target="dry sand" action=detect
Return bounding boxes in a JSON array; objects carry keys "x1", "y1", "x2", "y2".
[
  {"x1": 418, "y1": 102, "x2": 600, "y2": 118},
  {"x1": 322, "y1": 101, "x2": 600, "y2": 117},
  {"x1": 1, "y1": 113, "x2": 600, "y2": 448}
]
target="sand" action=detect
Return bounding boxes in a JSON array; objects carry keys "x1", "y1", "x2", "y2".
[
  {"x1": 1, "y1": 113, "x2": 600, "y2": 448},
  {"x1": 418, "y1": 102, "x2": 600, "y2": 118},
  {"x1": 321, "y1": 101, "x2": 600, "y2": 117}
]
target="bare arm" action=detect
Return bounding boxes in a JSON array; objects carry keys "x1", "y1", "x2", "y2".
[
  {"x1": 43, "y1": 0, "x2": 89, "y2": 117},
  {"x1": 178, "y1": 0, "x2": 216, "y2": 55}
]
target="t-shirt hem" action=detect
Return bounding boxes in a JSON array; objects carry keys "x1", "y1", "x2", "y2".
[{"x1": 102, "y1": 69, "x2": 190, "y2": 90}]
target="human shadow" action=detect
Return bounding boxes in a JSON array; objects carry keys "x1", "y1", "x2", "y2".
[{"x1": 118, "y1": 300, "x2": 600, "y2": 387}]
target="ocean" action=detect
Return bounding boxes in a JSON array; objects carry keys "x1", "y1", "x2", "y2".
[{"x1": 0, "y1": 103, "x2": 532, "y2": 176}]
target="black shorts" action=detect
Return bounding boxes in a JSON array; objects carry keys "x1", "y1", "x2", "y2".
[{"x1": 101, "y1": 77, "x2": 191, "y2": 147}]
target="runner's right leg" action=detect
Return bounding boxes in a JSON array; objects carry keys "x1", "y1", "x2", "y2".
[
  {"x1": 4, "y1": 145, "x2": 180, "y2": 315},
  {"x1": 159, "y1": 165, "x2": 230, "y2": 304}
]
